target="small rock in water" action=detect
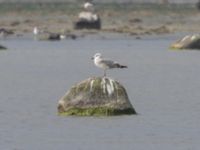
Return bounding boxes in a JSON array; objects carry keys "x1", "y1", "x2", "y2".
[
  {"x1": 171, "y1": 34, "x2": 200, "y2": 50},
  {"x1": 58, "y1": 77, "x2": 136, "y2": 116},
  {"x1": 48, "y1": 33, "x2": 61, "y2": 41},
  {"x1": 0, "y1": 45, "x2": 7, "y2": 50}
]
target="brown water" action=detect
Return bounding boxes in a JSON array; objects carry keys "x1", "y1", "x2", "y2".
[{"x1": 0, "y1": 33, "x2": 200, "y2": 150}]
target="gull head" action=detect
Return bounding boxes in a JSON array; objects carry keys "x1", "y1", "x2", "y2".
[{"x1": 92, "y1": 53, "x2": 102, "y2": 60}]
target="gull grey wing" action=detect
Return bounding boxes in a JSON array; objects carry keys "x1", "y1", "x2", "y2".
[
  {"x1": 100, "y1": 59, "x2": 127, "y2": 69},
  {"x1": 100, "y1": 59, "x2": 124, "y2": 68},
  {"x1": 99, "y1": 59, "x2": 117, "y2": 68}
]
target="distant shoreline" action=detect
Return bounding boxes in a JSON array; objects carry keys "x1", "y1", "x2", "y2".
[
  {"x1": 0, "y1": 2, "x2": 199, "y2": 36},
  {"x1": 0, "y1": 0, "x2": 198, "y2": 4}
]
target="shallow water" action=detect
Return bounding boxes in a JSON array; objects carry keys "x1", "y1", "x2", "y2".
[{"x1": 0, "y1": 34, "x2": 200, "y2": 150}]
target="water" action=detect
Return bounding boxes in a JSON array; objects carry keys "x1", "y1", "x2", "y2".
[
  {"x1": 0, "y1": 34, "x2": 200, "y2": 150},
  {"x1": 0, "y1": 0, "x2": 198, "y2": 3}
]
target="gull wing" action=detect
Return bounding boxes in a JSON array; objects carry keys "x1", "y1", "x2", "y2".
[{"x1": 100, "y1": 59, "x2": 117, "y2": 68}]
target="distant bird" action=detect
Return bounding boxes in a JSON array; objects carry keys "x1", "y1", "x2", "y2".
[
  {"x1": 83, "y1": 1, "x2": 95, "y2": 12},
  {"x1": 92, "y1": 53, "x2": 127, "y2": 76},
  {"x1": 33, "y1": 26, "x2": 47, "y2": 35},
  {"x1": 33, "y1": 26, "x2": 39, "y2": 35},
  {"x1": 33, "y1": 27, "x2": 72, "y2": 41}
]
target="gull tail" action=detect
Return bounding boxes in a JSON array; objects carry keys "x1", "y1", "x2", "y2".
[{"x1": 115, "y1": 63, "x2": 128, "y2": 68}]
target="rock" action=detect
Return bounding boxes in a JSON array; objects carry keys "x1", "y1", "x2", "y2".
[
  {"x1": 0, "y1": 28, "x2": 14, "y2": 38},
  {"x1": 0, "y1": 45, "x2": 7, "y2": 50},
  {"x1": 0, "y1": 28, "x2": 14, "y2": 35},
  {"x1": 171, "y1": 34, "x2": 200, "y2": 50},
  {"x1": 48, "y1": 33, "x2": 61, "y2": 41},
  {"x1": 39, "y1": 34, "x2": 77, "y2": 41},
  {"x1": 74, "y1": 19, "x2": 101, "y2": 30},
  {"x1": 129, "y1": 18, "x2": 142, "y2": 24},
  {"x1": 65, "y1": 33, "x2": 77, "y2": 40},
  {"x1": 197, "y1": 0, "x2": 200, "y2": 10},
  {"x1": 149, "y1": 25, "x2": 170, "y2": 34},
  {"x1": 36, "y1": 33, "x2": 63, "y2": 41},
  {"x1": 58, "y1": 77, "x2": 136, "y2": 116},
  {"x1": 33, "y1": 27, "x2": 63, "y2": 41},
  {"x1": 10, "y1": 21, "x2": 20, "y2": 26},
  {"x1": 74, "y1": 11, "x2": 101, "y2": 30}
]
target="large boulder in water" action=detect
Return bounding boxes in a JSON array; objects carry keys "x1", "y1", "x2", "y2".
[
  {"x1": 171, "y1": 34, "x2": 200, "y2": 50},
  {"x1": 58, "y1": 77, "x2": 136, "y2": 116}
]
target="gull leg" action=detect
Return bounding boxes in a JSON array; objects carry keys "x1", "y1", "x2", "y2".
[{"x1": 104, "y1": 70, "x2": 106, "y2": 77}]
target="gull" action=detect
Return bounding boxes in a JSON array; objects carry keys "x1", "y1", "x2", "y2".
[
  {"x1": 83, "y1": 1, "x2": 95, "y2": 12},
  {"x1": 92, "y1": 53, "x2": 127, "y2": 76},
  {"x1": 33, "y1": 27, "x2": 39, "y2": 35},
  {"x1": 33, "y1": 26, "x2": 46, "y2": 35}
]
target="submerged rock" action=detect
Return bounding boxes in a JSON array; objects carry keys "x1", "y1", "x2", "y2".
[
  {"x1": 0, "y1": 28, "x2": 14, "y2": 36},
  {"x1": 36, "y1": 33, "x2": 61, "y2": 41},
  {"x1": 36, "y1": 32, "x2": 77, "y2": 41},
  {"x1": 58, "y1": 77, "x2": 136, "y2": 116},
  {"x1": 171, "y1": 34, "x2": 200, "y2": 50}
]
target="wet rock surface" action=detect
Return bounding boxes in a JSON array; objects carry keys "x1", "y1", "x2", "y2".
[
  {"x1": 58, "y1": 77, "x2": 136, "y2": 116},
  {"x1": 171, "y1": 34, "x2": 200, "y2": 50}
]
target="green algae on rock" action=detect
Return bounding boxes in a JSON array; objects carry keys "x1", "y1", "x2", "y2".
[
  {"x1": 58, "y1": 77, "x2": 136, "y2": 116},
  {"x1": 170, "y1": 34, "x2": 200, "y2": 50}
]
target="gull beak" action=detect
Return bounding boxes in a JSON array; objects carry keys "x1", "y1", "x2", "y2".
[{"x1": 91, "y1": 57, "x2": 94, "y2": 60}]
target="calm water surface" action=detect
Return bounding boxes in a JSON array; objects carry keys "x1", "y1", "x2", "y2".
[{"x1": 0, "y1": 34, "x2": 200, "y2": 150}]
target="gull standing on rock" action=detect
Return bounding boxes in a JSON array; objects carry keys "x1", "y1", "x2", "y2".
[{"x1": 92, "y1": 53, "x2": 127, "y2": 77}]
